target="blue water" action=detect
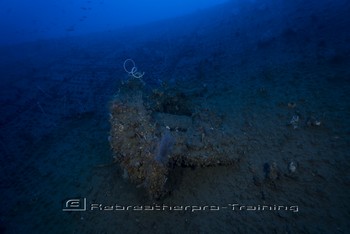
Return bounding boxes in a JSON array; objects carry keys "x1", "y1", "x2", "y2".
[{"x1": 0, "y1": 0, "x2": 349, "y2": 233}]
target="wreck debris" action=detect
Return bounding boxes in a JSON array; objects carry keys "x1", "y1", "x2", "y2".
[{"x1": 109, "y1": 83, "x2": 240, "y2": 200}]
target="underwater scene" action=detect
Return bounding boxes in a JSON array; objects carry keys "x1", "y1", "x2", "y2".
[{"x1": 0, "y1": 0, "x2": 349, "y2": 233}]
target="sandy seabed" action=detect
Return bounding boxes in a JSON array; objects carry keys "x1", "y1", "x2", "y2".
[{"x1": 1, "y1": 1, "x2": 350, "y2": 232}]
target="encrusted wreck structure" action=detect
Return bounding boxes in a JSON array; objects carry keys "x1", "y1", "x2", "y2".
[{"x1": 109, "y1": 79, "x2": 241, "y2": 199}]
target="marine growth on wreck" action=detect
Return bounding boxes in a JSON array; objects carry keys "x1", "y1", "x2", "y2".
[{"x1": 109, "y1": 78, "x2": 241, "y2": 200}]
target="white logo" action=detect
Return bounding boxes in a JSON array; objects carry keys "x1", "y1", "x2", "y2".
[{"x1": 62, "y1": 198, "x2": 86, "y2": 211}]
